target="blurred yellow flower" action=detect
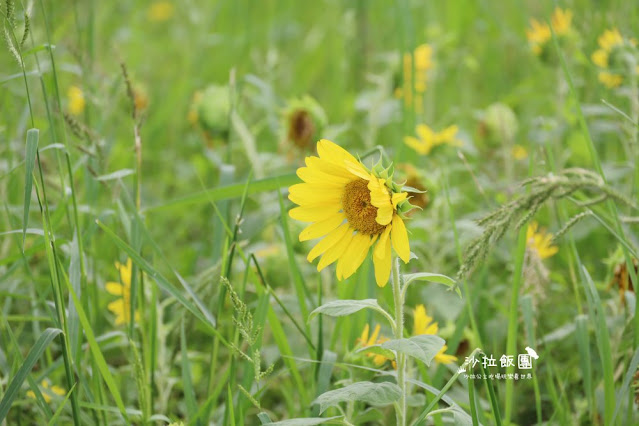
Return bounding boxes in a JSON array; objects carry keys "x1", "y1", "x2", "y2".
[
  {"x1": 591, "y1": 28, "x2": 630, "y2": 88},
  {"x1": 396, "y1": 43, "x2": 433, "y2": 111},
  {"x1": 550, "y1": 8, "x2": 572, "y2": 35},
  {"x1": 26, "y1": 380, "x2": 65, "y2": 403},
  {"x1": 413, "y1": 305, "x2": 457, "y2": 364},
  {"x1": 148, "y1": 1, "x2": 174, "y2": 22},
  {"x1": 106, "y1": 258, "x2": 140, "y2": 325},
  {"x1": 357, "y1": 324, "x2": 393, "y2": 367},
  {"x1": 526, "y1": 221, "x2": 558, "y2": 260},
  {"x1": 512, "y1": 145, "x2": 528, "y2": 160},
  {"x1": 288, "y1": 140, "x2": 411, "y2": 287},
  {"x1": 404, "y1": 124, "x2": 461, "y2": 155},
  {"x1": 67, "y1": 86, "x2": 85, "y2": 116},
  {"x1": 526, "y1": 7, "x2": 572, "y2": 56},
  {"x1": 598, "y1": 72, "x2": 624, "y2": 88}
]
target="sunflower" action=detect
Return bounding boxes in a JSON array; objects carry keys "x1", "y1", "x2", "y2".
[
  {"x1": 67, "y1": 86, "x2": 85, "y2": 116},
  {"x1": 404, "y1": 124, "x2": 461, "y2": 156},
  {"x1": 26, "y1": 380, "x2": 65, "y2": 403},
  {"x1": 148, "y1": 1, "x2": 174, "y2": 22},
  {"x1": 288, "y1": 139, "x2": 412, "y2": 287},
  {"x1": 413, "y1": 305, "x2": 457, "y2": 364},
  {"x1": 357, "y1": 324, "x2": 393, "y2": 367},
  {"x1": 526, "y1": 221, "x2": 558, "y2": 260},
  {"x1": 106, "y1": 258, "x2": 140, "y2": 325},
  {"x1": 526, "y1": 7, "x2": 574, "y2": 58},
  {"x1": 395, "y1": 43, "x2": 434, "y2": 112},
  {"x1": 591, "y1": 28, "x2": 636, "y2": 88}
]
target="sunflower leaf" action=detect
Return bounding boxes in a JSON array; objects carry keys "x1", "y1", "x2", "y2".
[
  {"x1": 313, "y1": 381, "x2": 401, "y2": 414},
  {"x1": 354, "y1": 344, "x2": 396, "y2": 360},
  {"x1": 402, "y1": 272, "x2": 460, "y2": 297},
  {"x1": 381, "y1": 335, "x2": 445, "y2": 366},
  {"x1": 309, "y1": 299, "x2": 394, "y2": 326}
]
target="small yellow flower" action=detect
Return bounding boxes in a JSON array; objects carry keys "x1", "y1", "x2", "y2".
[
  {"x1": 26, "y1": 380, "x2": 65, "y2": 403},
  {"x1": 550, "y1": 7, "x2": 572, "y2": 35},
  {"x1": 526, "y1": 7, "x2": 573, "y2": 56},
  {"x1": 148, "y1": 1, "x2": 174, "y2": 22},
  {"x1": 591, "y1": 28, "x2": 634, "y2": 88},
  {"x1": 526, "y1": 221, "x2": 558, "y2": 260},
  {"x1": 598, "y1": 72, "x2": 624, "y2": 88},
  {"x1": 404, "y1": 124, "x2": 461, "y2": 155},
  {"x1": 357, "y1": 324, "x2": 393, "y2": 367},
  {"x1": 512, "y1": 145, "x2": 528, "y2": 160},
  {"x1": 106, "y1": 258, "x2": 140, "y2": 325},
  {"x1": 288, "y1": 140, "x2": 412, "y2": 287},
  {"x1": 67, "y1": 86, "x2": 85, "y2": 116},
  {"x1": 396, "y1": 43, "x2": 433, "y2": 111},
  {"x1": 591, "y1": 49, "x2": 609, "y2": 68},
  {"x1": 413, "y1": 305, "x2": 457, "y2": 364},
  {"x1": 597, "y1": 28, "x2": 624, "y2": 51}
]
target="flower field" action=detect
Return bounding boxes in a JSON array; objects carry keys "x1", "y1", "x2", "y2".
[{"x1": 1, "y1": 1, "x2": 639, "y2": 425}]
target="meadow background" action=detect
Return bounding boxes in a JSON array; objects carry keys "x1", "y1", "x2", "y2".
[{"x1": 1, "y1": 0, "x2": 639, "y2": 424}]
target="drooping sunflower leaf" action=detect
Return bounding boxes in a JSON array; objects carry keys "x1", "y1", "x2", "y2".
[
  {"x1": 381, "y1": 335, "x2": 445, "y2": 366},
  {"x1": 313, "y1": 381, "x2": 401, "y2": 414}
]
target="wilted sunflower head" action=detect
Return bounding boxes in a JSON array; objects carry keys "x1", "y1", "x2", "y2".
[
  {"x1": 288, "y1": 139, "x2": 415, "y2": 287},
  {"x1": 396, "y1": 163, "x2": 429, "y2": 211},
  {"x1": 282, "y1": 96, "x2": 327, "y2": 151}
]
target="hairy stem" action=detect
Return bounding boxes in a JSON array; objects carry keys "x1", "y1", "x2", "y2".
[{"x1": 392, "y1": 258, "x2": 407, "y2": 426}]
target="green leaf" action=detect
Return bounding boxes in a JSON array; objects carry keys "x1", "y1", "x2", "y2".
[
  {"x1": 261, "y1": 417, "x2": 344, "y2": 425},
  {"x1": 313, "y1": 381, "x2": 401, "y2": 414},
  {"x1": 145, "y1": 173, "x2": 298, "y2": 212},
  {"x1": 402, "y1": 272, "x2": 460, "y2": 297},
  {"x1": 354, "y1": 344, "x2": 396, "y2": 361},
  {"x1": 95, "y1": 168, "x2": 135, "y2": 181},
  {"x1": 23, "y1": 128, "x2": 39, "y2": 245},
  {"x1": 48, "y1": 383, "x2": 77, "y2": 426},
  {"x1": 309, "y1": 299, "x2": 394, "y2": 326},
  {"x1": 0, "y1": 327, "x2": 62, "y2": 422},
  {"x1": 381, "y1": 335, "x2": 445, "y2": 366},
  {"x1": 62, "y1": 267, "x2": 129, "y2": 422}
]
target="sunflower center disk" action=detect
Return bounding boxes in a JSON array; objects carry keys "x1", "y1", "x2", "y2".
[{"x1": 342, "y1": 179, "x2": 386, "y2": 236}]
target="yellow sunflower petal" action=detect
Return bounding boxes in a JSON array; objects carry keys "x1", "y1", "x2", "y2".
[
  {"x1": 358, "y1": 324, "x2": 370, "y2": 345},
  {"x1": 119, "y1": 258, "x2": 132, "y2": 288},
  {"x1": 105, "y1": 282, "x2": 124, "y2": 296},
  {"x1": 305, "y1": 156, "x2": 355, "y2": 180},
  {"x1": 391, "y1": 192, "x2": 408, "y2": 208},
  {"x1": 317, "y1": 229, "x2": 355, "y2": 271},
  {"x1": 288, "y1": 183, "x2": 342, "y2": 206},
  {"x1": 368, "y1": 178, "x2": 393, "y2": 225},
  {"x1": 344, "y1": 159, "x2": 371, "y2": 180},
  {"x1": 390, "y1": 215, "x2": 410, "y2": 263},
  {"x1": 289, "y1": 206, "x2": 340, "y2": 223},
  {"x1": 336, "y1": 232, "x2": 372, "y2": 280},
  {"x1": 297, "y1": 166, "x2": 350, "y2": 187},
  {"x1": 369, "y1": 324, "x2": 381, "y2": 346},
  {"x1": 307, "y1": 223, "x2": 350, "y2": 262},
  {"x1": 299, "y1": 213, "x2": 345, "y2": 241},
  {"x1": 435, "y1": 345, "x2": 458, "y2": 364},
  {"x1": 591, "y1": 49, "x2": 608, "y2": 68},
  {"x1": 317, "y1": 138, "x2": 359, "y2": 166},
  {"x1": 373, "y1": 226, "x2": 392, "y2": 287},
  {"x1": 416, "y1": 124, "x2": 435, "y2": 142}
]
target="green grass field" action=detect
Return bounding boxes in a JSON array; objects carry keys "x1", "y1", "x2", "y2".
[{"x1": 2, "y1": 0, "x2": 639, "y2": 424}]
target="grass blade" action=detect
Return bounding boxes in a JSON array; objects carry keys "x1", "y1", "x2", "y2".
[
  {"x1": 0, "y1": 327, "x2": 62, "y2": 422},
  {"x1": 22, "y1": 128, "x2": 39, "y2": 245}
]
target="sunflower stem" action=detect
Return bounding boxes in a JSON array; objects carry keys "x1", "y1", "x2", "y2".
[{"x1": 392, "y1": 257, "x2": 407, "y2": 426}]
